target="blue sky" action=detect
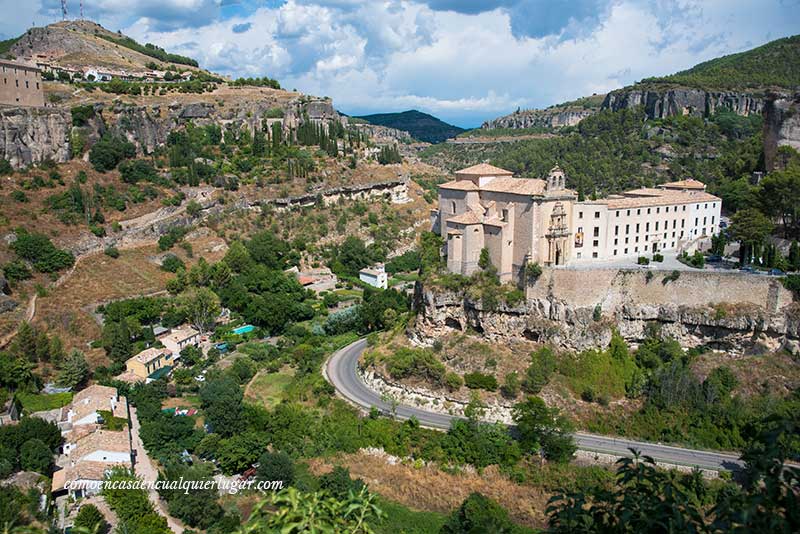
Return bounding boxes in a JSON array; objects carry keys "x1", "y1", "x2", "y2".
[{"x1": 2, "y1": 1, "x2": 799, "y2": 127}]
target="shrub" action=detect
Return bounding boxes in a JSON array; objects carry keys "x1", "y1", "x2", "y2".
[
  {"x1": 463, "y1": 372, "x2": 498, "y2": 391},
  {"x1": 525, "y1": 261, "x2": 543, "y2": 283},
  {"x1": 3, "y1": 260, "x2": 32, "y2": 282},
  {"x1": 662, "y1": 270, "x2": 681, "y2": 284},
  {"x1": 10, "y1": 190, "x2": 28, "y2": 203},
  {"x1": 637, "y1": 256, "x2": 650, "y2": 265},
  {"x1": 385, "y1": 347, "x2": 446, "y2": 384},
  {"x1": 11, "y1": 230, "x2": 75, "y2": 272},
  {"x1": 0, "y1": 158, "x2": 12, "y2": 176},
  {"x1": 522, "y1": 346, "x2": 556, "y2": 394},
  {"x1": 119, "y1": 159, "x2": 159, "y2": 184},
  {"x1": 74, "y1": 504, "x2": 108, "y2": 534},
  {"x1": 104, "y1": 246, "x2": 120, "y2": 258},
  {"x1": 89, "y1": 134, "x2": 136, "y2": 172},
  {"x1": 70, "y1": 104, "x2": 95, "y2": 127},
  {"x1": 161, "y1": 254, "x2": 185, "y2": 273},
  {"x1": 442, "y1": 492, "x2": 518, "y2": 534},
  {"x1": 444, "y1": 372, "x2": 463, "y2": 391},
  {"x1": 652, "y1": 253, "x2": 664, "y2": 262},
  {"x1": 500, "y1": 372, "x2": 520, "y2": 399},
  {"x1": 256, "y1": 450, "x2": 295, "y2": 487}
]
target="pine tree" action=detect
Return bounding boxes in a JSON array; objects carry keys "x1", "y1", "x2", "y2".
[
  {"x1": 57, "y1": 350, "x2": 89, "y2": 389},
  {"x1": 12, "y1": 322, "x2": 38, "y2": 362},
  {"x1": 35, "y1": 330, "x2": 51, "y2": 362}
]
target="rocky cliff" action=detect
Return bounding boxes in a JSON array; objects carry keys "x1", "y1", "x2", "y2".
[
  {"x1": 763, "y1": 91, "x2": 800, "y2": 171},
  {"x1": 0, "y1": 96, "x2": 342, "y2": 169},
  {"x1": 482, "y1": 107, "x2": 596, "y2": 130},
  {"x1": 413, "y1": 269, "x2": 800, "y2": 355},
  {"x1": 602, "y1": 87, "x2": 765, "y2": 119}
]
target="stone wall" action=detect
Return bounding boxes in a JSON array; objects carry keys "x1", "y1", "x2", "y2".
[{"x1": 414, "y1": 268, "x2": 800, "y2": 354}]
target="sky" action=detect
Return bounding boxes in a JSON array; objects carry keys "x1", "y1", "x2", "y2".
[{"x1": 2, "y1": 1, "x2": 799, "y2": 127}]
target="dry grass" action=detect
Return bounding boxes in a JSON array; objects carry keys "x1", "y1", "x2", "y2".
[
  {"x1": 691, "y1": 350, "x2": 800, "y2": 398},
  {"x1": 307, "y1": 450, "x2": 551, "y2": 529},
  {"x1": 244, "y1": 368, "x2": 295, "y2": 409}
]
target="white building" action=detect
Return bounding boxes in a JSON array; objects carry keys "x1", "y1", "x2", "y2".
[
  {"x1": 158, "y1": 326, "x2": 201, "y2": 355},
  {"x1": 359, "y1": 265, "x2": 388, "y2": 289}
]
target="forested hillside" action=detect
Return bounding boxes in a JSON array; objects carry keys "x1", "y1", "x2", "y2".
[
  {"x1": 355, "y1": 110, "x2": 464, "y2": 143},
  {"x1": 639, "y1": 34, "x2": 800, "y2": 90}
]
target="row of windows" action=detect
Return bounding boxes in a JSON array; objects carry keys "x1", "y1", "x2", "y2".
[
  {"x1": 2, "y1": 78, "x2": 39, "y2": 90},
  {"x1": 577, "y1": 202, "x2": 718, "y2": 220}
]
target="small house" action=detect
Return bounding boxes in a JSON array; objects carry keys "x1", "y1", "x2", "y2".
[
  {"x1": 158, "y1": 326, "x2": 201, "y2": 356},
  {"x1": 359, "y1": 265, "x2": 388, "y2": 289}
]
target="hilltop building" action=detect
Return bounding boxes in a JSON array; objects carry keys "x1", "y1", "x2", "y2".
[
  {"x1": 0, "y1": 60, "x2": 44, "y2": 107},
  {"x1": 433, "y1": 164, "x2": 721, "y2": 282}
]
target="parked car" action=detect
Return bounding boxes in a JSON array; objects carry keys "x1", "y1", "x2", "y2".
[
  {"x1": 707, "y1": 254, "x2": 722, "y2": 263},
  {"x1": 739, "y1": 266, "x2": 756, "y2": 273},
  {"x1": 769, "y1": 268, "x2": 785, "y2": 276}
]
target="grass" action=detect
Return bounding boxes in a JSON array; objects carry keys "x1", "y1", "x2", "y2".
[
  {"x1": 244, "y1": 369, "x2": 295, "y2": 408},
  {"x1": 334, "y1": 288, "x2": 363, "y2": 299},
  {"x1": 17, "y1": 391, "x2": 73, "y2": 412},
  {"x1": 98, "y1": 409, "x2": 128, "y2": 430},
  {"x1": 371, "y1": 497, "x2": 447, "y2": 534}
]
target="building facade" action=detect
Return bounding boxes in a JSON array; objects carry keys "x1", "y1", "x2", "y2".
[
  {"x1": 359, "y1": 265, "x2": 388, "y2": 289},
  {"x1": 433, "y1": 164, "x2": 721, "y2": 282},
  {"x1": 0, "y1": 60, "x2": 45, "y2": 107}
]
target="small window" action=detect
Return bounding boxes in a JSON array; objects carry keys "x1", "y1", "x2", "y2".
[
  {"x1": 625, "y1": 224, "x2": 630, "y2": 234},
  {"x1": 451, "y1": 201, "x2": 456, "y2": 214},
  {"x1": 592, "y1": 252, "x2": 598, "y2": 258},
  {"x1": 578, "y1": 211, "x2": 583, "y2": 219},
  {"x1": 647, "y1": 208, "x2": 651, "y2": 215},
  {"x1": 634, "y1": 246, "x2": 638, "y2": 252},
  {"x1": 655, "y1": 221, "x2": 659, "y2": 231},
  {"x1": 25, "y1": 80, "x2": 28, "y2": 88},
  {"x1": 613, "y1": 250, "x2": 617, "y2": 256},
  {"x1": 637, "y1": 209, "x2": 641, "y2": 215},
  {"x1": 593, "y1": 240, "x2": 599, "y2": 247},
  {"x1": 635, "y1": 223, "x2": 640, "y2": 233},
  {"x1": 594, "y1": 211, "x2": 600, "y2": 219},
  {"x1": 593, "y1": 227, "x2": 599, "y2": 237},
  {"x1": 613, "y1": 238, "x2": 618, "y2": 245},
  {"x1": 626, "y1": 210, "x2": 630, "y2": 216},
  {"x1": 614, "y1": 226, "x2": 619, "y2": 236},
  {"x1": 624, "y1": 248, "x2": 628, "y2": 254},
  {"x1": 501, "y1": 208, "x2": 509, "y2": 222}
]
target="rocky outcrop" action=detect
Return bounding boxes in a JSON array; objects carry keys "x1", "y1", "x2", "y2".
[
  {"x1": 763, "y1": 91, "x2": 800, "y2": 171},
  {"x1": 602, "y1": 88, "x2": 764, "y2": 119},
  {"x1": 0, "y1": 107, "x2": 71, "y2": 168},
  {"x1": 482, "y1": 107, "x2": 595, "y2": 130},
  {"x1": 414, "y1": 269, "x2": 800, "y2": 354},
  {"x1": 349, "y1": 123, "x2": 413, "y2": 143}
]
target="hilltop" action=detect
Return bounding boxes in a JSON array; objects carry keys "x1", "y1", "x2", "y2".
[
  {"x1": 1, "y1": 20, "x2": 208, "y2": 74},
  {"x1": 354, "y1": 110, "x2": 464, "y2": 144}
]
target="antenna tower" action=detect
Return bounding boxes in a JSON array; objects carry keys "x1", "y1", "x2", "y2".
[
  {"x1": 80, "y1": 0, "x2": 84, "y2": 19},
  {"x1": 61, "y1": 0, "x2": 68, "y2": 20}
]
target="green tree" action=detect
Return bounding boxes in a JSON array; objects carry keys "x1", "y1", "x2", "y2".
[
  {"x1": 57, "y1": 350, "x2": 90, "y2": 389},
  {"x1": 73, "y1": 503, "x2": 108, "y2": 534},
  {"x1": 789, "y1": 240, "x2": 800, "y2": 271},
  {"x1": 256, "y1": 450, "x2": 295, "y2": 487},
  {"x1": 522, "y1": 346, "x2": 556, "y2": 394},
  {"x1": 441, "y1": 492, "x2": 519, "y2": 534},
  {"x1": 758, "y1": 167, "x2": 800, "y2": 238},
  {"x1": 20, "y1": 438, "x2": 53, "y2": 473},
  {"x1": 178, "y1": 287, "x2": 220, "y2": 334},
  {"x1": 729, "y1": 208, "x2": 773, "y2": 265},
  {"x1": 199, "y1": 375, "x2": 244, "y2": 437},
  {"x1": 512, "y1": 396, "x2": 576, "y2": 463}
]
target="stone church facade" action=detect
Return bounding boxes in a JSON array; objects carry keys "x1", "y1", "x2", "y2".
[{"x1": 433, "y1": 164, "x2": 721, "y2": 282}]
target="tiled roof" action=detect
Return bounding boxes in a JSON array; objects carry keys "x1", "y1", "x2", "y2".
[
  {"x1": 159, "y1": 326, "x2": 199, "y2": 344},
  {"x1": 69, "y1": 385, "x2": 120, "y2": 425},
  {"x1": 480, "y1": 177, "x2": 547, "y2": 195},
  {"x1": 455, "y1": 163, "x2": 513, "y2": 176},
  {"x1": 446, "y1": 211, "x2": 483, "y2": 225},
  {"x1": 659, "y1": 178, "x2": 706, "y2": 190},
  {"x1": 602, "y1": 190, "x2": 720, "y2": 209},
  {"x1": 52, "y1": 462, "x2": 115, "y2": 492},
  {"x1": 440, "y1": 180, "x2": 479, "y2": 191},
  {"x1": 73, "y1": 429, "x2": 131, "y2": 461},
  {"x1": 128, "y1": 348, "x2": 171, "y2": 365}
]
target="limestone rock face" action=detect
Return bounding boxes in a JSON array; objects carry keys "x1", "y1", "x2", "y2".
[
  {"x1": 0, "y1": 107, "x2": 71, "y2": 168},
  {"x1": 413, "y1": 269, "x2": 799, "y2": 354},
  {"x1": 763, "y1": 92, "x2": 800, "y2": 171},
  {"x1": 602, "y1": 88, "x2": 764, "y2": 119},
  {"x1": 482, "y1": 107, "x2": 595, "y2": 130}
]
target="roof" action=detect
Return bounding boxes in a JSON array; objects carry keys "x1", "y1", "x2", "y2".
[
  {"x1": 439, "y1": 180, "x2": 479, "y2": 191},
  {"x1": 73, "y1": 385, "x2": 117, "y2": 406},
  {"x1": 52, "y1": 462, "x2": 114, "y2": 492},
  {"x1": 297, "y1": 275, "x2": 315, "y2": 286},
  {"x1": 659, "y1": 178, "x2": 707, "y2": 190},
  {"x1": 0, "y1": 59, "x2": 40, "y2": 72},
  {"x1": 73, "y1": 430, "x2": 131, "y2": 461},
  {"x1": 113, "y1": 371, "x2": 143, "y2": 384},
  {"x1": 480, "y1": 177, "x2": 547, "y2": 196},
  {"x1": 68, "y1": 385, "x2": 119, "y2": 424},
  {"x1": 148, "y1": 365, "x2": 173, "y2": 380},
  {"x1": 446, "y1": 210, "x2": 483, "y2": 225},
  {"x1": 159, "y1": 326, "x2": 199, "y2": 344},
  {"x1": 455, "y1": 163, "x2": 513, "y2": 177},
  {"x1": 128, "y1": 347, "x2": 171, "y2": 366},
  {"x1": 64, "y1": 424, "x2": 100, "y2": 444},
  {"x1": 602, "y1": 189, "x2": 720, "y2": 209}
]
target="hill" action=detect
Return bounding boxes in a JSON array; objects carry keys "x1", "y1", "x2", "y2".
[
  {"x1": 639, "y1": 34, "x2": 800, "y2": 90},
  {"x1": 354, "y1": 110, "x2": 464, "y2": 144},
  {"x1": 4, "y1": 20, "x2": 205, "y2": 73}
]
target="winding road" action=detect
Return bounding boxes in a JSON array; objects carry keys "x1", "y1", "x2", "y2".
[{"x1": 326, "y1": 338, "x2": 745, "y2": 472}]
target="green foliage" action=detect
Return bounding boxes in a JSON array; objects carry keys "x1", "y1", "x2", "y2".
[
  {"x1": 524, "y1": 262, "x2": 542, "y2": 283},
  {"x1": 119, "y1": 159, "x2": 162, "y2": 184},
  {"x1": 10, "y1": 190, "x2": 28, "y2": 202},
  {"x1": 11, "y1": 229, "x2": 75, "y2": 272},
  {"x1": 104, "y1": 246, "x2": 120, "y2": 258},
  {"x1": 3, "y1": 259, "x2": 32, "y2": 282},
  {"x1": 318, "y1": 465, "x2": 365, "y2": 499},
  {"x1": 103, "y1": 467, "x2": 172, "y2": 534},
  {"x1": 444, "y1": 371, "x2": 463, "y2": 391},
  {"x1": 158, "y1": 462, "x2": 224, "y2": 529},
  {"x1": 0, "y1": 158, "x2": 13, "y2": 176},
  {"x1": 384, "y1": 347, "x2": 445, "y2": 384},
  {"x1": 522, "y1": 346, "x2": 556, "y2": 394},
  {"x1": 513, "y1": 396, "x2": 576, "y2": 463},
  {"x1": 442, "y1": 492, "x2": 527, "y2": 534},
  {"x1": 639, "y1": 34, "x2": 800, "y2": 89},
  {"x1": 20, "y1": 438, "x2": 53, "y2": 473},
  {"x1": 74, "y1": 504, "x2": 108, "y2": 534},
  {"x1": 57, "y1": 350, "x2": 89, "y2": 389},
  {"x1": 637, "y1": 256, "x2": 650, "y2": 265},
  {"x1": 160, "y1": 254, "x2": 185, "y2": 273},
  {"x1": 377, "y1": 144, "x2": 402, "y2": 164},
  {"x1": 355, "y1": 110, "x2": 464, "y2": 144},
  {"x1": 257, "y1": 450, "x2": 295, "y2": 486},
  {"x1": 158, "y1": 226, "x2": 189, "y2": 251},
  {"x1": 70, "y1": 105, "x2": 95, "y2": 127},
  {"x1": 463, "y1": 372, "x2": 498, "y2": 391},
  {"x1": 98, "y1": 34, "x2": 199, "y2": 67},
  {"x1": 231, "y1": 76, "x2": 281, "y2": 89},
  {"x1": 501, "y1": 371, "x2": 521, "y2": 399},
  {"x1": 89, "y1": 134, "x2": 136, "y2": 172},
  {"x1": 558, "y1": 333, "x2": 638, "y2": 400},
  {"x1": 200, "y1": 375, "x2": 245, "y2": 437},
  {"x1": 385, "y1": 249, "x2": 421, "y2": 274}
]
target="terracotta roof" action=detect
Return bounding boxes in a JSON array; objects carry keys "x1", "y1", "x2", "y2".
[
  {"x1": 480, "y1": 177, "x2": 547, "y2": 196},
  {"x1": 113, "y1": 372, "x2": 143, "y2": 384},
  {"x1": 659, "y1": 178, "x2": 706, "y2": 190},
  {"x1": 603, "y1": 190, "x2": 720, "y2": 209},
  {"x1": 297, "y1": 276, "x2": 315, "y2": 286},
  {"x1": 159, "y1": 326, "x2": 199, "y2": 344},
  {"x1": 455, "y1": 163, "x2": 513, "y2": 176},
  {"x1": 69, "y1": 385, "x2": 120, "y2": 425},
  {"x1": 483, "y1": 217, "x2": 506, "y2": 227},
  {"x1": 446, "y1": 211, "x2": 483, "y2": 225},
  {"x1": 64, "y1": 424, "x2": 100, "y2": 444},
  {"x1": 440, "y1": 180, "x2": 479, "y2": 191},
  {"x1": 72, "y1": 430, "x2": 131, "y2": 461},
  {"x1": 128, "y1": 348, "x2": 171, "y2": 366},
  {"x1": 73, "y1": 385, "x2": 117, "y2": 405},
  {"x1": 52, "y1": 462, "x2": 115, "y2": 492}
]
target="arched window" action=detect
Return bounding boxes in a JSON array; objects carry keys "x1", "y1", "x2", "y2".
[{"x1": 451, "y1": 201, "x2": 456, "y2": 214}]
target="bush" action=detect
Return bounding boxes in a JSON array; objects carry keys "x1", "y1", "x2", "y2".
[
  {"x1": 20, "y1": 438, "x2": 53, "y2": 474},
  {"x1": 256, "y1": 450, "x2": 295, "y2": 487},
  {"x1": 522, "y1": 347, "x2": 556, "y2": 394},
  {"x1": 161, "y1": 254, "x2": 185, "y2": 273},
  {"x1": 119, "y1": 159, "x2": 159, "y2": 184},
  {"x1": 104, "y1": 246, "x2": 120, "y2": 258},
  {"x1": 444, "y1": 372, "x2": 463, "y2": 391},
  {"x1": 652, "y1": 253, "x2": 664, "y2": 262},
  {"x1": 89, "y1": 134, "x2": 136, "y2": 172},
  {"x1": 662, "y1": 270, "x2": 681, "y2": 284},
  {"x1": 463, "y1": 372, "x2": 498, "y2": 391},
  {"x1": 70, "y1": 104, "x2": 95, "y2": 127},
  {"x1": 74, "y1": 504, "x2": 108, "y2": 534},
  {"x1": 3, "y1": 260, "x2": 32, "y2": 282},
  {"x1": 385, "y1": 347, "x2": 445, "y2": 384},
  {"x1": 10, "y1": 190, "x2": 28, "y2": 203},
  {"x1": 441, "y1": 492, "x2": 520, "y2": 534},
  {"x1": 637, "y1": 256, "x2": 650, "y2": 265},
  {"x1": 11, "y1": 230, "x2": 75, "y2": 273},
  {"x1": 0, "y1": 158, "x2": 13, "y2": 176}
]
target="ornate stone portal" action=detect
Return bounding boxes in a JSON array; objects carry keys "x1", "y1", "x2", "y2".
[{"x1": 546, "y1": 201, "x2": 570, "y2": 265}]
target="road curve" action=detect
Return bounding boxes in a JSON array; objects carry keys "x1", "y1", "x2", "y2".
[{"x1": 326, "y1": 338, "x2": 745, "y2": 472}]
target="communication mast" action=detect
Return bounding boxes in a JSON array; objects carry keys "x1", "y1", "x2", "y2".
[
  {"x1": 80, "y1": 0, "x2": 84, "y2": 19},
  {"x1": 61, "y1": 0, "x2": 68, "y2": 20}
]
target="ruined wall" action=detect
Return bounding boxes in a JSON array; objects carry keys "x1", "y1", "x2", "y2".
[{"x1": 414, "y1": 269, "x2": 800, "y2": 354}]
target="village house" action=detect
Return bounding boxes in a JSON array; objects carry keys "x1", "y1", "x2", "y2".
[
  {"x1": 359, "y1": 264, "x2": 388, "y2": 289},
  {"x1": 123, "y1": 347, "x2": 176, "y2": 382},
  {"x1": 0, "y1": 59, "x2": 44, "y2": 107},
  {"x1": 433, "y1": 164, "x2": 722, "y2": 282},
  {"x1": 60, "y1": 384, "x2": 126, "y2": 430},
  {"x1": 158, "y1": 325, "x2": 201, "y2": 355}
]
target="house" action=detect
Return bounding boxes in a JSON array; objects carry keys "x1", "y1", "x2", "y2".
[
  {"x1": 359, "y1": 265, "x2": 388, "y2": 289},
  {"x1": 66, "y1": 429, "x2": 131, "y2": 465},
  {"x1": 124, "y1": 347, "x2": 175, "y2": 382},
  {"x1": 52, "y1": 462, "x2": 114, "y2": 498},
  {"x1": 0, "y1": 59, "x2": 44, "y2": 107},
  {"x1": 62, "y1": 385, "x2": 126, "y2": 429},
  {"x1": 434, "y1": 164, "x2": 722, "y2": 281},
  {"x1": 290, "y1": 267, "x2": 338, "y2": 293},
  {"x1": 158, "y1": 326, "x2": 201, "y2": 355},
  {"x1": 0, "y1": 395, "x2": 21, "y2": 426}
]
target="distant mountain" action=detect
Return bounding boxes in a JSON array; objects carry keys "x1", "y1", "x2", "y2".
[
  {"x1": 638, "y1": 34, "x2": 800, "y2": 91},
  {"x1": 354, "y1": 110, "x2": 464, "y2": 144}
]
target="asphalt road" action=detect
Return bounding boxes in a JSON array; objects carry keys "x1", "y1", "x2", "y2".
[{"x1": 326, "y1": 338, "x2": 745, "y2": 472}]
